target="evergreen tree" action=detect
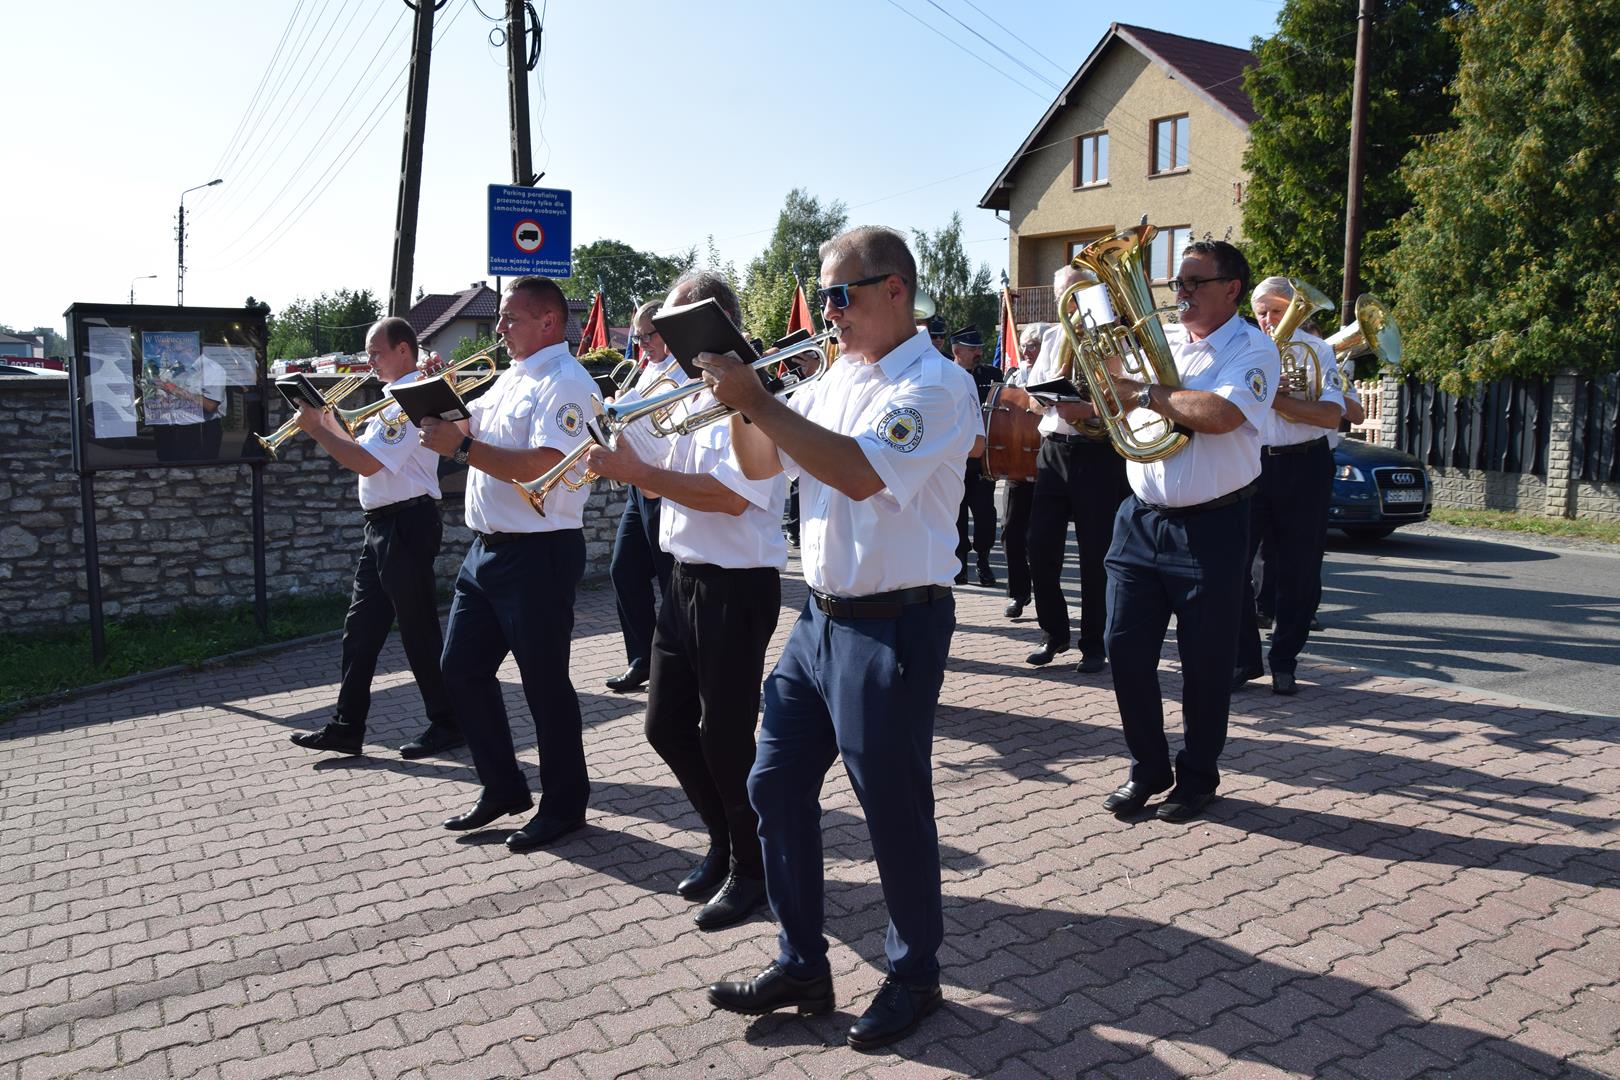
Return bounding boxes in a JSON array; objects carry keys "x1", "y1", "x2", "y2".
[
  {"x1": 1393, "y1": 0, "x2": 1620, "y2": 388},
  {"x1": 1240, "y1": 0, "x2": 1463, "y2": 317}
]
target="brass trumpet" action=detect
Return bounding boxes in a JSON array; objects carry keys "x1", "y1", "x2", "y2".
[
  {"x1": 514, "y1": 401, "x2": 612, "y2": 516},
  {"x1": 1271, "y1": 279, "x2": 1335, "y2": 400},
  {"x1": 254, "y1": 372, "x2": 372, "y2": 457}
]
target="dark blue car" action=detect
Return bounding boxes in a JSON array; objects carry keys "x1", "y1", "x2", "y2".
[{"x1": 1328, "y1": 437, "x2": 1432, "y2": 539}]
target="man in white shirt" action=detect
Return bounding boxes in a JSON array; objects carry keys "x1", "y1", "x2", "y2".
[
  {"x1": 418, "y1": 277, "x2": 598, "y2": 852},
  {"x1": 700, "y1": 226, "x2": 976, "y2": 1051},
  {"x1": 584, "y1": 272, "x2": 786, "y2": 934},
  {"x1": 288, "y1": 317, "x2": 459, "y2": 760},
  {"x1": 1100, "y1": 240, "x2": 1279, "y2": 825}
]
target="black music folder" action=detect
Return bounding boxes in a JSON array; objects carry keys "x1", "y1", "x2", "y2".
[
  {"x1": 650, "y1": 298, "x2": 758, "y2": 379},
  {"x1": 387, "y1": 373, "x2": 471, "y2": 425},
  {"x1": 274, "y1": 374, "x2": 328, "y2": 412},
  {"x1": 1024, "y1": 378, "x2": 1088, "y2": 405}
]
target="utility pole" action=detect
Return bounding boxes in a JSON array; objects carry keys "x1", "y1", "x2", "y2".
[
  {"x1": 388, "y1": 0, "x2": 441, "y2": 318},
  {"x1": 1341, "y1": 0, "x2": 1375, "y2": 318},
  {"x1": 176, "y1": 179, "x2": 223, "y2": 306},
  {"x1": 507, "y1": 0, "x2": 534, "y2": 186}
]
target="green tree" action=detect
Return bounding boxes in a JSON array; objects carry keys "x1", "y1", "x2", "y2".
[
  {"x1": 740, "y1": 189, "x2": 847, "y2": 342},
  {"x1": 266, "y1": 289, "x2": 382, "y2": 359},
  {"x1": 1240, "y1": 0, "x2": 1463, "y2": 316},
  {"x1": 913, "y1": 213, "x2": 997, "y2": 347},
  {"x1": 559, "y1": 240, "x2": 694, "y2": 326},
  {"x1": 451, "y1": 334, "x2": 500, "y2": 364},
  {"x1": 1392, "y1": 0, "x2": 1620, "y2": 389}
]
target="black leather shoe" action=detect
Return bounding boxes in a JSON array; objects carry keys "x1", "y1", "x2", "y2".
[
  {"x1": 1156, "y1": 790, "x2": 1215, "y2": 823},
  {"x1": 1309, "y1": 616, "x2": 1323, "y2": 631},
  {"x1": 290, "y1": 723, "x2": 362, "y2": 756},
  {"x1": 605, "y1": 663, "x2": 649, "y2": 693},
  {"x1": 708, "y1": 962, "x2": 835, "y2": 1017},
  {"x1": 1076, "y1": 654, "x2": 1106, "y2": 674},
  {"x1": 1004, "y1": 598, "x2": 1026, "y2": 619},
  {"x1": 399, "y1": 723, "x2": 464, "y2": 759},
  {"x1": 1231, "y1": 666, "x2": 1264, "y2": 692},
  {"x1": 442, "y1": 796, "x2": 532, "y2": 831},
  {"x1": 505, "y1": 813, "x2": 585, "y2": 852},
  {"x1": 1102, "y1": 779, "x2": 1171, "y2": 814},
  {"x1": 977, "y1": 566, "x2": 997, "y2": 586},
  {"x1": 1026, "y1": 640, "x2": 1071, "y2": 666},
  {"x1": 1272, "y1": 669, "x2": 1299, "y2": 696},
  {"x1": 676, "y1": 849, "x2": 729, "y2": 900},
  {"x1": 847, "y1": 976, "x2": 943, "y2": 1051},
  {"x1": 694, "y1": 872, "x2": 767, "y2": 930},
  {"x1": 953, "y1": 569, "x2": 970, "y2": 585}
]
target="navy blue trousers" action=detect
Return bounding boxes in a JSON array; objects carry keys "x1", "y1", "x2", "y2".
[
  {"x1": 1238, "y1": 440, "x2": 1333, "y2": 676},
  {"x1": 1104, "y1": 494, "x2": 1250, "y2": 795},
  {"x1": 610, "y1": 488, "x2": 674, "y2": 667},
  {"x1": 748, "y1": 595, "x2": 955, "y2": 984},
  {"x1": 441, "y1": 531, "x2": 589, "y2": 818}
]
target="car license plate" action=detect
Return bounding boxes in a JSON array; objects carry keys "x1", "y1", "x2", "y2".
[{"x1": 1384, "y1": 489, "x2": 1425, "y2": 504}]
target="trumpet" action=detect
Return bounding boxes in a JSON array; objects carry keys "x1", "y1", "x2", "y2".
[
  {"x1": 514, "y1": 401, "x2": 613, "y2": 516},
  {"x1": 254, "y1": 372, "x2": 372, "y2": 457},
  {"x1": 608, "y1": 355, "x2": 641, "y2": 396},
  {"x1": 602, "y1": 331, "x2": 835, "y2": 439}
]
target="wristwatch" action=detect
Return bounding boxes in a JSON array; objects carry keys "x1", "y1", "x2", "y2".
[
  {"x1": 1135, "y1": 385, "x2": 1154, "y2": 410},
  {"x1": 453, "y1": 435, "x2": 474, "y2": 465}
]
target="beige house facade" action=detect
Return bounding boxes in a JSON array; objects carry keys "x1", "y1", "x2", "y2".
[{"x1": 980, "y1": 23, "x2": 1258, "y2": 320}]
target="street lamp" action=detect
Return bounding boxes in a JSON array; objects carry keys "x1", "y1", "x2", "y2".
[
  {"x1": 176, "y1": 178, "x2": 223, "y2": 306},
  {"x1": 129, "y1": 274, "x2": 157, "y2": 305}
]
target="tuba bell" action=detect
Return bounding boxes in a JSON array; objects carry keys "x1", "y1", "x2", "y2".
[
  {"x1": 1270, "y1": 279, "x2": 1335, "y2": 400},
  {"x1": 1325, "y1": 293, "x2": 1402, "y2": 375},
  {"x1": 1053, "y1": 224, "x2": 1190, "y2": 463}
]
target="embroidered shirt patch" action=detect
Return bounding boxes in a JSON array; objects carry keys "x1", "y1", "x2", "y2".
[
  {"x1": 556, "y1": 402, "x2": 584, "y2": 435},
  {"x1": 877, "y1": 407, "x2": 925, "y2": 453},
  {"x1": 1246, "y1": 367, "x2": 1268, "y2": 401}
]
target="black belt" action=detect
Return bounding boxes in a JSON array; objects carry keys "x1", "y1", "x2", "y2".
[
  {"x1": 810, "y1": 584, "x2": 951, "y2": 619},
  {"x1": 1141, "y1": 482, "x2": 1257, "y2": 519},
  {"x1": 1044, "y1": 430, "x2": 1109, "y2": 445},
  {"x1": 362, "y1": 493, "x2": 434, "y2": 522},
  {"x1": 1264, "y1": 435, "x2": 1328, "y2": 456},
  {"x1": 676, "y1": 560, "x2": 777, "y2": 580},
  {"x1": 474, "y1": 529, "x2": 544, "y2": 547}
]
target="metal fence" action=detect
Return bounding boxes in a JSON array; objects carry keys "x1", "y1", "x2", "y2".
[
  {"x1": 1573, "y1": 372, "x2": 1620, "y2": 484},
  {"x1": 1397, "y1": 376, "x2": 1552, "y2": 477}
]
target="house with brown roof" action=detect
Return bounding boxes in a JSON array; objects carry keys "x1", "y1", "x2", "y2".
[
  {"x1": 979, "y1": 23, "x2": 1257, "y2": 322},
  {"x1": 406, "y1": 283, "x2": 609, "y2": 358}
]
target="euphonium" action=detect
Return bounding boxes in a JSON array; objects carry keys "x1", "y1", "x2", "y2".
[
  {"x1": 1053, "y1": 224, "x2": 1190, "y2": 463},
  {"x1": 1325, "y1": 293, "x2": 1401, "y2": 371},
  {"x1": 1271, "y1": 279, "x2": 1335, "y2": 400}
]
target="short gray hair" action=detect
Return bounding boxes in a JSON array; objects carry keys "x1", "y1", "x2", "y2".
[
  {"x1": 1019, "y1": 322, "x2": 1047, "y2": 348},
  {"x1": 667, "y1": 270, "x2": 742, "y2": 327},
  {"x1": 632, "y1": 299, "x2": 662, "y2": 330},
  {"x1": 819, "y1": 226, "x2": 917, "y2": 308},
  {"x1": 1251, "y1": 276, "x2": 1295, "y2": 304}
]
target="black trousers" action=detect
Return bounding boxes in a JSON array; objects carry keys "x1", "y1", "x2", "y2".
[
  {"x1": 645, "y1": 562, "x2": 781, "y2": 880},
  {"x1": 955, "y1": 458, "x2": 997, "y2": 572},
  {"x1": 1002, "y1": 480, "x2": 1034, "y2": 603},
  {"x1": 1105, "y1": 494, "x2": 1251, "y2": 796},
  {"x1": 1238, "y1": 440, "x2": 1333, "y2": 676},
  {"x1": 610, "y1": 488, "x2": 674, "y2": 668},
  {"x1": 334, "y1": 499, "x2": 453, "y2": 733},
  {"x1": 782, "y1": 481, "x2": 800, "y2": 543},
  {"x1": 1027, "y1": 437, "x2": 1130, "y2": 657},
  {"x1": 441, "y1": 531, "x2": 589, "y2": 818}
]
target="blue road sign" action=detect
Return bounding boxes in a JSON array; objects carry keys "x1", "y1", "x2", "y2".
[{"x1": 488, "y1": 185, "x2": 572, "y2": 278}]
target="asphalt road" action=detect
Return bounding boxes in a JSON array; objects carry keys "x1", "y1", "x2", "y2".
[{"x1": 1310, "y1": 522, "x2": 1620, "y2": 718}]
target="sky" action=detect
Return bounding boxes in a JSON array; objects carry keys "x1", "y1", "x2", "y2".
[{"x1": 0, "y1": 0, "x2": 1285, "y2": 335}]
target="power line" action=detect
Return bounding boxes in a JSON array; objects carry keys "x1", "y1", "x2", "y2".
[
  {"x1": 954, "y1": 0, "x2": 1068, "y2": 79},
  {"x1": 919, "y1": 0, "x2": 1062, "y2": 92},
  {"x1": 206, "y1": 0, "x2": 311, "y2": 186},
  {"x1": 881, "y1": 0, "x2": 1051, "y2": 101}
]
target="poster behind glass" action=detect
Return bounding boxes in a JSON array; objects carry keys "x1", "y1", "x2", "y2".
[{"x1": 67, "y1": 304, "x2": 270, "y2": 473}]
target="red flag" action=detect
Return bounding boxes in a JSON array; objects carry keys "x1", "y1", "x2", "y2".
[
  {"x1": 579, "y1": 292, "x2": 609, "y2": 354},
  {"x1": 785, "y1": 279, "x2": 815, "y2": 337},
  {"x1": 998, "y1": 287, "x2": 1020, "y2": 370}
]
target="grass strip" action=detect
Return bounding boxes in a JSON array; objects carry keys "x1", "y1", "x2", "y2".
[{"x1": 1429, "y1": 506, "x2": 1620, "y2": 544}]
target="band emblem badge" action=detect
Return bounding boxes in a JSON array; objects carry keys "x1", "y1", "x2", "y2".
[
  {"x1": 379, "y1": 407, "x2": 408, "y2": 445},
  {"x1": 556, "y1": 402, "x2": 584, "y2": 435},
  {"x1": 1246, "y1": 367, "x2": 1268, "y2": 401},
  {"x1": 877, "y1": 407, "x2": 925, "y2": 453}
]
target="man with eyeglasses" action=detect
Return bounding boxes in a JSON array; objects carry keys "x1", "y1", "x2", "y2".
[
  {"x1": 1097, "y1": 239, "x2": 1278, "y2": 825},
  {"x1": 699, "y1": 226, "x2": 976, "y2": 1050},
  {"x1": 1022, "y1": 262, "x2": 1133, "y2": 674},
  {"x1": 603, "y1": 299, "x2": 682, "y2": 693}
]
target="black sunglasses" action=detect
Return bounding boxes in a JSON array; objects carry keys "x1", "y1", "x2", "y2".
[{"x1": 815, "y1": 274, "x2": 893, "y2": 310}]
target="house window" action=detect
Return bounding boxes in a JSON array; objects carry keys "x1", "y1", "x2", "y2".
[
  {"x1": 1073, "y1": 131, "x2": 1108, "y2": 187},
  {"x1": 1147, "y1": 226, "x2": 1192, "y2": 283},
  {"x1": 1150, "y1": 115, "x2": 1190, "y2": 175}
]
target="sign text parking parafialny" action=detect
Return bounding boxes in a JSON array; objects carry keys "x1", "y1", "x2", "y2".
[{"x1": 488, "y1": 185, "x2": 572, "y2": 278}]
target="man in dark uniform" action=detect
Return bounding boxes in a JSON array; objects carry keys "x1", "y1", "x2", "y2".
[{"x1": 951, "y1": 326, "x2": 1001, "y2": 586}]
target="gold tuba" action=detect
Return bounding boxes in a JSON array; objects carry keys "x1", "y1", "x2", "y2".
[
  {"x1": 1053, "y1": 225, "x2": 1190, "y2": 463},
  {"x1": 1270, "y1": 279, "x2": 1335, "y2": 400},
  {"x1": 1325, "y1": 293, "x2": 1402, "y2": 373}
]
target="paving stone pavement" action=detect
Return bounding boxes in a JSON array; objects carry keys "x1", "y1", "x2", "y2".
[{"x1": 3, "y1": 561, "x2": 1618, "y2": 1079}]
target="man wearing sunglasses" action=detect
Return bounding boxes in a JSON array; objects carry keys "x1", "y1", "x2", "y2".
[
  {"x1": 1097, "y1": 239, "x2": 1279, "y2": 825},
  {"x1": 698, "y1": 226, "x2": 977, "y2": 1050}
]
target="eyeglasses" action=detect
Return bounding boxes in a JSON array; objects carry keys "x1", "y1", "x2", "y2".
[
  {"x1": 634, "y1": 327, "x2": 660, "y2": 342},
  {"x1": 815, "y1": 274, "x2": 892, "y2": 310},
  {"x1": 1167, "y1": 275, "x2": 1234, "y2": 294}
]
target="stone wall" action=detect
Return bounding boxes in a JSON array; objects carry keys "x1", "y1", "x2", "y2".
[{"x1": 0, "y1": 378, "x2": 627, "y2": 633}]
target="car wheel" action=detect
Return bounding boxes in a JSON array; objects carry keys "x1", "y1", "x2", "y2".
[{"x1": 1340, "y1": 525, "x2": 1397, "y2": 540}]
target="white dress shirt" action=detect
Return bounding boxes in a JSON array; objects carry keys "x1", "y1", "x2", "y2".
[
  {"x1": 1328, "y1": 367, "x2": 1361, "y2": 449},
  {"x1": 464, "y1": 342, "x2": 596, "y2": 533},
  {"x1": 1027, "y1": 323, "x2": 1084, "y2": 437},
  {"x1": 1126, "y1": 313, "x2": 1279, "y2": 508},
  {"x1": 781, "y1": 327, "x2": 977, "y2": 596},
  {"x1": 355, "y1": 370, "x2": 442, "y2": 511},
  {"x1": 657, "y1": 390, "x2": 788, "y2": 570},
  {"x1": 614, "y1": 354, "x2": 689, "y2": 466},
  {"x1": 1263, "y1": 332, "x2": 1345, "y2": 447}
]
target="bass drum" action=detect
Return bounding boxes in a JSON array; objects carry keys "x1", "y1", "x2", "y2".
[{"x1": 982, "y1": 383, "x2": 1041, "y2": 482}]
